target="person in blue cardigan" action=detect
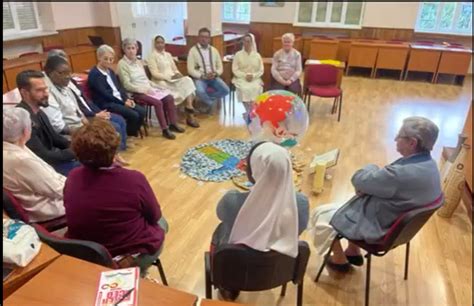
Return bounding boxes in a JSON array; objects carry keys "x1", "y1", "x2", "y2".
[{"x1": 87, "y1": 45, "x2": 146, "y2": 138}]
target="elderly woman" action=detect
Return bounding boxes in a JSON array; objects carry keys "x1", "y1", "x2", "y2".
[
  {"x1": 87, "y1": 44, "x2": 146, "y2": 139},
  {"x1": 64, "y1": 119, "x2": 167, "y2": 276},
  {"x1": 309, "y1": 116, "x2": 442, "y2": 272},
  {"x1": 147, "y1": 35, "x2": 199, "y2": 128},
  {"x1": 3, "y1": 107, "x2": 65, "y2": 222},
  {"x1": 231, "y1": 33, "x2": 264, "y2": 118},
  {"x1": 270, "y1": 33, "x2": 302, "y2": 96},
  {"x1": 210, "y1": 142, "x2": 309, "y2": 300},
  {"x1": 118, "y1": 38, "x2": 185, "y2": 140}
]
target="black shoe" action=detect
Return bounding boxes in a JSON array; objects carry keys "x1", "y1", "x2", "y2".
[
  {"x1": 346, "y1": 255, "x2": 364, "y2": 266},
  {"x1": 169, "y1": 124, "x2": 185, "y2": 133},
  {"x1": 184, "y1": 107, "x2": 197, "y2": 114},
  {"x1": 326, "y1": 259, "x2": 351, "y2": 273},
  {"x1": 186, "y1": 118, "x2": 200, "y2": 128},
  {"x1": 218, "y1": 288, "x2": 240, "y2": 301},
  {"x1": 162, "y1": 129, "x2": 176, "y2": 140}
]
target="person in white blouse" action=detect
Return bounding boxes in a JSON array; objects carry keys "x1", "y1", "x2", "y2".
[
  {"x1": 3, "y1": 107, "x2": 66, "y2": 222},
  {"x1": 231, "y1": 33, "x2": 264, "y2": 118},
  {"x1": 147, "y1": 35, "x2": 199, "y2": 128}
]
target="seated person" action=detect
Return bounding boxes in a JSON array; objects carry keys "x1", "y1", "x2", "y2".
[
  {"x1": 64, "y1": 119, "x2": 166, "y2": 276},
  {"x1": 87, "y1": 44, "x2": 146, "y2": 139},
  {"x1": 15, "y1": 70, "x2": 80, "y2": 176},
  {"x1": 210, "y1": 142, "x2": 309, "y2": 300},
  {"x1": 3, "y1": 108, "x2": 66, "y2": 222},
  {"x1": 42, "y1": 55, "x2": 88, "y2": 135},
  {"x1": 187, "y1": 27, "x2": 230, "y2": 114},
  {"x1": 147, "y1": 35, "x2": 199, "y2": 128},
  {"x1": 310, "y1": 116, "x2": 442, "y2": 272},
  {"x1": 46, "y1": 49, "x2": 129, "y2": 153},
  {"x1": 270, "y1": 33, "x2": 302, "y2": 96},
  {"x1": 118, "y1": 38, "x2": 184, "y2": 140},
  {"x1": 231, "y1": 33, "x2": 264, "y2": 118}
]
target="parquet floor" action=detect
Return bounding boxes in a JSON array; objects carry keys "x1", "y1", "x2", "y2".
[{"x1": 121, "y1": 76, "x2": 472, "y2": 306}]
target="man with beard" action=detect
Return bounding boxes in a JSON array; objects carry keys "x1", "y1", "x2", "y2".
[{"x1": 16, "y1": 70, "x2": 80, "y2": 176}]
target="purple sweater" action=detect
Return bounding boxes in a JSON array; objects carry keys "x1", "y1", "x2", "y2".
[{"x1": 64, "y1": 165, "x2": 164, "y2": 257}]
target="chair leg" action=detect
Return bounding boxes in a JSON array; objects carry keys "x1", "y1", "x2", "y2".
[
  {"x1": 315, "y1": 236, "x2": 338, "y2": 282},
  {"x1": 337, "y1": 92, "x2": 343, "y2": 122},
  {"x1": 280, "y1": 283, "x2": 287, "y2": 296},
  {"x1": 399, "y1": 70, "x2": 403, "y2": 81},
  {"x1": 431, "y1": 72, "x2": 436, "y2": 83},
  {"x1": 365, "y1": 253, "x2": 372, "y2": 306},
  {"x1": 154, "y1": 259, "x2": 168, "y2": 286},
  {"x1": 404, "y1": 70, "x2": 409, "y2": 81},
  {"x1": 205, "y1": 253, "x2": 212, "y2": 298},
  {"x1": 297, "y1": 280, "x2": 303, "y2": 306},
  {"x1": 404, "y1": 242, "x2": 410, "y2": 280}
]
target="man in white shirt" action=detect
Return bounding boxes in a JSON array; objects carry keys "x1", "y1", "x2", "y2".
[{"x1": 187, "y1": 27, "x2": 230, "y2": 114}]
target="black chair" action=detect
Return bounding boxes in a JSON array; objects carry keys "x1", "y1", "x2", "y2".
[
  {"x1": 32, "y1": 223, "x2": 169, "y2": 285},
  {"x1": 205, "y1": 241, "x2": 310, "y2": 306},
  {"x1": 3, "y1": 188, "x2": 67, "y2": 232},
  {"x1": 315, "y1": 194, "x2": 444, "y2": 306},
  {"x1": 136, "y1": 40, "x2": 143, "y2": 59}
]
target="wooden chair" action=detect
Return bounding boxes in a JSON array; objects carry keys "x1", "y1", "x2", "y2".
[
  {"x1": 205, "y1": 241, "x2": 310, "y2": 306},
  {"x1": 315, "y1": 194, "x2": 444, "y2": 306}
]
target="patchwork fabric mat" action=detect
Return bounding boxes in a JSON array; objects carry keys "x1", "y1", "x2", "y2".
[{"x1": 180, "y1": 139, "x2": 254, "y2": 182}]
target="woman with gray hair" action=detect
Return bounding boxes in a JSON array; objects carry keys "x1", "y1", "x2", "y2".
[
  {"x1": 270, "y1": 33, "x2": 302, "y2": 95},
  {"x1": 3, "y1": 107, "x2": 66, "y2": 222},
  {"x1": 309, "y1": 116, "x2": 442, "y2": 273},
  {"x1": 118, "y1": 38, "x2": 185, "y2": 140}
]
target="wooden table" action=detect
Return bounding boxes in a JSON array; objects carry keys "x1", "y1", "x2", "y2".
[
  {"x1": 435, "y1": 46, "x2": 472, "y2": 84},
  {"x1": 3, "y1": 244, "x2": 61, "y2": 300},
  {"x1": 309, "y1": 38, "x2": 339, "y2": 60},
  {"x1": 305, "y1": 59, "x2": 345, "y2": 88},
  {"x1": 374, "y1": 42, "x2": 410, "y2": 80},
  {"x1": 4, "y1": 255, "x2": 198, "y2": 305},
  {"x1": 347, "y1": 41, "x2": 379, "y2": 77},
  {"x1": 200, "y1": 299, "x2": 246, "y2": 305},
  {"x1": 405, "y1": 44, "x2": 443, "y2": 82}
]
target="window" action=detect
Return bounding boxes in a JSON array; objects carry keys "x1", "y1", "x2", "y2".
[
  {"x1": 131, "y1": 2, "x2": 148, "y2": 18},
  {"x1": 295, "y1": 2, "x2": 364, "y2": 28},
  {"x1": 222, "y1": 2, "x2": 251, "y2": 23},
  {"x1": 3, "y1": 2, "x2": 41, "y2": 35},
  {"x1": 416, "y1": 2, "x2": 472, "y2": 35}
]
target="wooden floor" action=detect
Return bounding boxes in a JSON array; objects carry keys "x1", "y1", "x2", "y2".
[{"x1": 121, "y1": 76, "x2": 472, "y2": 306}]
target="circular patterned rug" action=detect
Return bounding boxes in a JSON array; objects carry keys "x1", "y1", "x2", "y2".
[{"x1": 180, "y1": 139, "x2": 254, "y2": 182}]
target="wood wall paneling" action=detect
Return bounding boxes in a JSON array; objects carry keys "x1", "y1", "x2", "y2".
[{"x1": 69, "y1": 51, "x2": 97, "y2": 73}]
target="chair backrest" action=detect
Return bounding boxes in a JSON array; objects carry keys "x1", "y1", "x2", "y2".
[
  {"x1": 211, "y1": 241, "x2": 310, "y2": 291},
  {"x1": 3, "y1": 188, "x2": 30, "y2": 223},
  {"x1": 172, "y1": 36, "x2": 185, "y2": 42},
  {"x1": 33, "y1": 224, "x2": 117, "y2": 268},
  {"x1": 88, "y1": 35, "x2": 105, "y2": 47},
  {"x1": 382, "y1": 194, "x2": 444, "y2": 250},
  {"x1": 414, "y1": 41, "x2": 435, "y2": 46},
  {"x1": 223, "y1": 31, "x2": 237, "y2": 35},
  {"x1": 304, "y1": 64, "x2": 339, "y2": 88},
  {"x1": 81, "y1": 81, "x2": 93, "y2": 102},
  {"x1": 43, "y1": 45, "x2": 65, "y2": 52}
]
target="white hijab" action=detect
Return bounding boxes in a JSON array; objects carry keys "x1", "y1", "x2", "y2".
[
  {"x1": 241, "y1": 33, "x2": 258, "y2": 53},
  {"x1": 228, "y1": 142, "x2": 299, "y2": 258}
]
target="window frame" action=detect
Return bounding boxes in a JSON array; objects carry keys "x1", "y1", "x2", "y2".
[
  {"x1": 415, "y1": 2, "x2": 472, "y2": 36},
  {"x1": 293, "y1": 2, "x2": 365, "y2": 29},
  {"x1": 3, "y1": 1, "x2": 42, "y2": 36},
  {"x1": 222, "y1": 2, "x2": 251, "y2": 24}
]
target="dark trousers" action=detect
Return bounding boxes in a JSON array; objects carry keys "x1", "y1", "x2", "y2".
[
  {"x1": 133, "y1": 94, "x2": 177, "y2": 130},
  {"x1": 270, "y1": 76, "x2": 302, "y2": 96},
  {"x1": 53, "y1": 160, "x2": 81, "y2": 176},
  {"x1": 107, "y1": 103, "x2": 145, "y2": 137}
]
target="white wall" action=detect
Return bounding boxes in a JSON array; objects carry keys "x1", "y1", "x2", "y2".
[
  {"x1": 50, "y1": 2, "x2": 99, "y2": 30},
  {"x1": 362, "y1": 2, "x2": 419, "y2": 29}
]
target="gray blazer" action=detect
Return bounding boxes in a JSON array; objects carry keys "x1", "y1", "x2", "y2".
[{"x1": 330, "y1": 152, "x2": 442, "y2": 243}]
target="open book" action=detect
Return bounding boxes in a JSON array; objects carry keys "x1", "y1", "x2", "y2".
[
  {"x1": 95, "y1": 267, "x2": 139, "y2": 306},
  {"x1": 309, "y1": 149, "x2": 340, "y2": 173}
]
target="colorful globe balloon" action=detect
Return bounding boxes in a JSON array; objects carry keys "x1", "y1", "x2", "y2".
[{"x1": 247, "y1": 90, "x2": 309, "y2": 148}]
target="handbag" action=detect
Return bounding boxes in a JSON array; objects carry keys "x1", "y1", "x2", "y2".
[{"x1": 3, "y1": 218, "x2": 42, "y2": 267}]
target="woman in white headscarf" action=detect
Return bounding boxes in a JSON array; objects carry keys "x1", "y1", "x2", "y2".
[
  {"x1": 231, "y1": 33, "x2": 264, "y2": 118},
  {"x1": 210, "y1": 141, "x2": 309, "y2": 300}
]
